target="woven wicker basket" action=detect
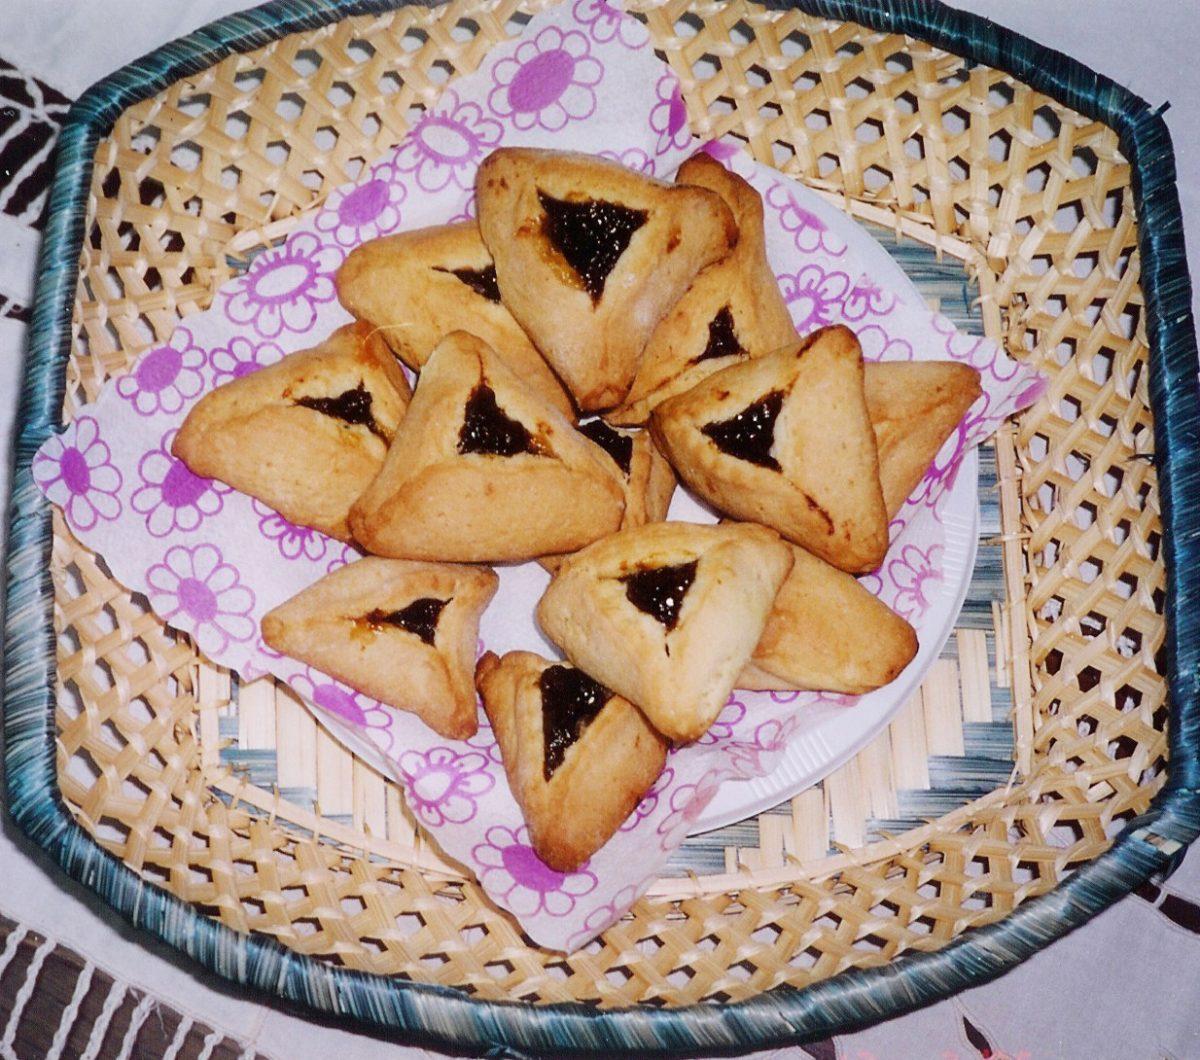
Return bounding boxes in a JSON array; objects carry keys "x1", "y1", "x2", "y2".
[{"x1": 6, "y1": 0, "x2": 1200, "y2": 1052}]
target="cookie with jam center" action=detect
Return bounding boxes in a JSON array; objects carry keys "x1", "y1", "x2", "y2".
[
  {"x1": 261, "y1": 556, "x2": 498, "y2": 739},
  {"x1": 476, "y1": 147, "x2": 737, "y2": 412},
  {"x1": 538, "y1": 420, "x2": 676, "y2": 574},
  {"x1": 173, "y1": 321, "x2": 411, "y2": 541},
  {"x1": 610, "y1": 153, "x2": 799, "y2": 425},
  {"x1": 650, "y1": 325, "x2": 889, "y2": 573},
  {"x1": 536, "y1": 521, "x2": 793, "y2": 743},
  {"x1": 336, "y1": 222, "x2": 575, "y2": 420},
  {"x1": 350, "y1": 331, "x2": 624, "y2": 562},
  {"x1": 475, "y1": 650, "x2": 667, "y2": 871}
]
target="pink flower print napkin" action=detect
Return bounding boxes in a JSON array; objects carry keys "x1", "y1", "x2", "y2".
[{"x1": 33, "y1": 0, "x2": 1044, "y2": 950}]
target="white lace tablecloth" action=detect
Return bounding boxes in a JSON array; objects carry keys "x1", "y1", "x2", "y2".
[{"x1": 0, "y1": 2, "x2": 1198, "y2": 1056}]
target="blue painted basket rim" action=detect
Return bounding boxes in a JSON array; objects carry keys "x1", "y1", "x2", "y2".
[{"x1": 5, "y1": 0, "x2": 1199, "y2": 1053}]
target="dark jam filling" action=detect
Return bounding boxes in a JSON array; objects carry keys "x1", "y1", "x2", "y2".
[
  {"x1": 538, "y1": 191, "x2": 648, "y2": 303},
  {"x1": 694, "y1": 305, "x2": 744, "y2": 363},
  {"x1": 578, "y1": 418, "x2": 633, "y2": 477},
  {"x1": 619, "y1": 560, "x2": 698, "y2": 632},
  {"x1": 539, "y1": 664, "x2": 612, "y2": 780},
  {"x1": 700, "y1": 390, "x2": 785, "y2": 471},
  {"x1": 361, "y1": 597, "x2": 449, "y2": 646},
  {"x1": 458, "y1": 383, "x2": 543, "y2": 457},
  {"x1": 296, "y1": 382, "x2": 387, "y2": 441},
  {"x1": 435, "y1": 264, "x2": 501, "y2": 303}
]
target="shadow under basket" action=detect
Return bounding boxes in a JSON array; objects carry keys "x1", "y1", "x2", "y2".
[{"x1": 6, "y1": 0, "x2": 1200, "y2": 1054}]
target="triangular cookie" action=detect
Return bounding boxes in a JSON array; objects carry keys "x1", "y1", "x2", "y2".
[
  {"x1": 476, "y1": 651, "x2": 668, "y2": 870},
  {"x1": 336, "y1": 222, "x2": 575, "y2": 420},
  {"x1": 262, "y1": 557, "x2": 498, "y2": 739},
  {"x1": 349, "y1": 331, "x2": 624, "y2": 562},
  {"x1": 539, "y1": 419, "x2": 676, "y2": 573},
  {"x1": 536, "y1": 521, "x2": 792, "y2": 742},
  {"x1": 864, "y1": 360, "x2": 982, "y2": 517},
  {"x1": 736, "y1": 540, "x2": 918, "y2": 693},
  {"x1": 173, "y1": 321, "x2": 411, "y2": 541},
  {"x1": 610, "y1": 154, "x2": 797, "y2": 425},
  {"x1": 476, "y1": 148, "x2": 737, "y2": 412},
  {"x1": 649, "y1": 326, "x2": 888, "y2": 573}
]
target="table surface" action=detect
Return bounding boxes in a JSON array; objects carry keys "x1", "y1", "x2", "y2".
[{"x1": 1, "y1": 1, "x2": 1198, "y2": 1057}]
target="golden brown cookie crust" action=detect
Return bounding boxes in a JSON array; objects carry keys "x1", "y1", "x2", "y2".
[
  {"x1": 610, "y1": 153, "x2": 798, "y2": 425},
  {"x1": 350, "y1": 330, "x2": 624, "y2": 562},
  {"x1": 336, "y1": 222, "x2": 575, "y2": 420},
  {"x1": 650, "y1": 325, "x2": 889, "y2": 573},
  {"x1": 476, "y1": 148, "x2": 737, "y2": 412},
  {"x1": 262, "y1": 556, "x2": 498, "y2": 739},
  {"x1": 173, "y1": 321, "x2": 411, "y2": 541},
  {"x1": 536, "y1": 521, "x2": 793, "y2": 742},
  {"x1": 476, "y1": 650, "x2": 668, "y2": 871}
]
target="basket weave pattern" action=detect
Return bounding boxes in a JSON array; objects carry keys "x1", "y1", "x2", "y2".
[{"x1": 52, "y1": 0, "x2": 1164, "y2": 1006}]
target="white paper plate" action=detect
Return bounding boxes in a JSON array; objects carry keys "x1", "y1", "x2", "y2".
[
  {"x1": 690, "y1": 448, "x2": 979, "y2": 833},
  {"x1": 688, "y1": 214, "x2": 981, "y2": 835}
]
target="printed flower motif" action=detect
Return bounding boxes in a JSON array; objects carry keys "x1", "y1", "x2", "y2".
[
  {"x1": 115, "y1": 327, "x2": 206, "y2": 416},
  {"x1": 696, "y1": 694, "x2": 747, "y2": 745},
  {"x1": 768, "y1": 690, "x2": 801, "y2": 704},
  {"x1": 721, "y1": 715, "x2": 801, "y2": 777},
  {"x1": 656, "y1": 776, "x2": 721, "y2": 849},
  {"x1": 145, "y1": 543, "x2": 256, "y2": 656},
  {"x1": 222, "y1": 231, "x2": 342, "y2": 338},
  {"x1": 131, "y1": 428, "x2": 229, "y2": 537},
  {"x1": 700, "y1": 137, "x2": 741, "y2": 164},
  {"x1": 465, "y1": 714, "x2": 504, "y2": 766},
  {"x1": 397, "y1": 746, "x2": 495, "y2": 827},
  {"x1": 252, "y1": 498, "x2": 328, "y2": 562},
  {"x1": 841, "y1": 278, "x2": 897, "y2": 321},
  {"x1": 290, "y1": 668, "x2": 394, "y2": 752},
  {"x1": 765, "y1": 183, "x2": 847, "y2": 257},
  {"x1": 472, "y1": 825, "x2": 598, "y2": 917},
  {"x1": 812, "y1": 690, "x2": 857, "y2": 708},
  {"x1": 932, "y1": 312, "x2": 1020, "y2": 382},
  {"x1": 394, "y1": 92, "x2": 503, "y2": 193},
  {"x1": 488, "y1": 27, "x2": 603, "y2": 132},
  {"x1": 326, "y1": 541, "x2": 363, "y2": 574},
  {"x1": 564, "y1": 881, "x2": 653, "y2": 950},
  {"x1": 598, "y1": 147, "x2": 655, "y2": 175},
  {"x1": 315, "y1": 160, "x2": 407, "y2": 246},
  {"x1": 780, "y1": 265, "x2": 852, "y2": 334},
  {"x1": 857, "y1": 323, "x2": 914, "y2": 363},
  {"x1": 649, "y1": 71, "x2": 690, "y2": 154},
  {"x1": 572, "y1": 0, "x2": 648, "y2": 49},
  {"x1": 449, "y1": 193, "x2": 477, "y2": 224},
  {"x1": 33, "y1": 416, "x2": 123, "y2": 531},
  {"x1": 619, "y1": 765, "x2": 674, "y2": 832},
  {"x1": 909, "y1": 393, "x2": 989, "y2": 511},
  {"x1": 209, "y1": 335, "x2": 284, "y2": 386},
  {"x1": 888, "y1": 543, "x2": 943, "y2": 622}
]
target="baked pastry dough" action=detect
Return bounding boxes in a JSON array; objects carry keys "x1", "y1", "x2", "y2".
[
  {"x1": 610, "y1": 154, "x2": 797, "y2": 425},
  {"x1": 173, "y1": 321, "x2": 411, "y2": 541},
  {"x1": 476, "y1": 650, "x2": 668, "y2": 870},
  {"x1": 539, "y1": 420, "x2": 676, "y2": 573},
  {"x1": 864, "y1": 360, "x2": 982, "y2": 517},
  {"x1": 336, "y1": 222, "x2": 575, "y2": 420},
  {"x1": 536, "y1": 521, "x2": 792, "y2": 742},
  {"x1": 349, "y1": 330, "x2": 624, "y2": 562},
  {"x1": 736, "y1": 540, "x2": 918, "y2": 693},
  {"x1": 262, "y1": 557, "x2": 498, "y2": 739},
  {"x1": 476, "y1": 147, "x2": 737, "y2": 412},
  {"x1": 649, "y1": 325, "x2": 888, "y2": 573}
]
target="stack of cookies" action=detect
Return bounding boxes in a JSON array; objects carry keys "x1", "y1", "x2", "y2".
[{"x1": 175, "y1": 147, "x2": 981, "y2": 870}]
